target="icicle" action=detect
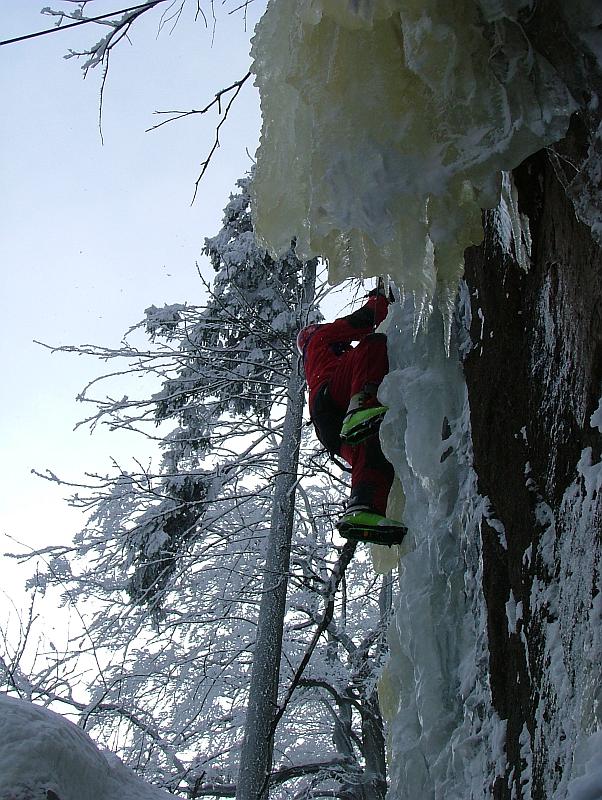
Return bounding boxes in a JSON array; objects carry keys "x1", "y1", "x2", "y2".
[{"x1": 438, "y1": 284, "x2": 459, "y2": 356}]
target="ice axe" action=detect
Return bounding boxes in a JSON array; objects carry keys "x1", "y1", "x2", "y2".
[{"x1": 375, "y1": 276, "x2": 395, "y2": 303}]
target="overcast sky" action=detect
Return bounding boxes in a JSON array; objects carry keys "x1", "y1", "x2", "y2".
[{"x1": 0, "y1": 2, "x2": 265, "y2": 610}]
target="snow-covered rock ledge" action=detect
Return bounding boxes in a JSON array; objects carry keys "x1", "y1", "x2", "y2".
[{"x1": 0, "y1": 694, "x2": 174, "y2": 800}]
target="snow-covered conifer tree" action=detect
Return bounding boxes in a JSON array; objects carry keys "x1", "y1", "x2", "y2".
[{"x1": 3, "y1": 177, "x2": 393, "y2": 800}]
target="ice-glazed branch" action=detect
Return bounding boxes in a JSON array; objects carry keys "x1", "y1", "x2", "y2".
[
  {"x1": 43, "y1": 1, "x2": 169, "y2": 73},
  {"x1": 297, "y1": 677, "x2": 364, "y2": 715},
  {"x1": 0, "y1": 1, "x2": 167, "y2": 48},
  {"x1": 193, "y1": 757, "x2": 356, "y2": 798},
  {"x1": 26, "y1": 3, "x2": 251, "y2": 178},
  {"x1": 271, "y1": 540, "x2": 358, "y2": 730}
]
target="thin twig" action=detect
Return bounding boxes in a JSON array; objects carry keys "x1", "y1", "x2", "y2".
[
  {"x1": 144, "y1": 71, "x2": 252, "y2": 196},
  {"x1": 192, "y1": 72, "x2": 251, "y2": 200},
  {"x1": 146, "y1": 72, "x2": 251, "y2": 132}
]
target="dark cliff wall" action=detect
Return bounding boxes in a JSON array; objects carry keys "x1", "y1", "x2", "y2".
[{"x1": 463, "y1": 122, "x2": 602, "y2": 797}]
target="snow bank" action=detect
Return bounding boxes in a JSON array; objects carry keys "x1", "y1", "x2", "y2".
[
  {"x1": 250, "y1": 0, "x2": 576, "y2": 329},
  {"x1": 566, "y1": 731, "x2": 602, "y2": 800},
  {"x1": 0, "y1": 694, "x2": 175, "y2": 800}
]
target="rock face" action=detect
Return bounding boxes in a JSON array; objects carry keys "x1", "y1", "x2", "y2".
[{"x1": 463, "y1": 121, "x2": 602, "y2": 798}]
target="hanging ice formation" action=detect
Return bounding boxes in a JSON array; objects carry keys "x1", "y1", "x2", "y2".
[{"x1": 250, "y1": 0, "x2": 576, "y2": 332}]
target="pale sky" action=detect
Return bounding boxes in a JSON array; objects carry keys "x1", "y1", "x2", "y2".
[{"x1": 0, "y1": 1, "x2": 264, "y2": 609}]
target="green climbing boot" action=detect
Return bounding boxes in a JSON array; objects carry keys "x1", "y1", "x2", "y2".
[
  {"x1": 336, "y1": 508, "x2": 407, "y2": 547},
  {"x1": 340, "y1": 402, "x2": 387, "y2": 446}
]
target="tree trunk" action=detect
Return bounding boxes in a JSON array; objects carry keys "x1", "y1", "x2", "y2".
[
  {"x1": 358, "y1": 574, "x2": 391, "y2": 800},
  {"x1": 236, "y1": 260, "x2": 317, "y2": 800}
]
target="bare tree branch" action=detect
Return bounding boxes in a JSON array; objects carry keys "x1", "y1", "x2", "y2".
[
  {"x1": 0, "y1": 1, "x2": 168, "y2": 48},
  {"x1": 193, "y1": 757, "x2": 356, "y2": 798},
  {"x1": 270, "y1": 541, "x2": 358, "y2": 735}
]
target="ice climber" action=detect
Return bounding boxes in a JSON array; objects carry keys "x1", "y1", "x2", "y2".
[{"x1": 297, "y1": 287, "x2": 407, "y2": 546}]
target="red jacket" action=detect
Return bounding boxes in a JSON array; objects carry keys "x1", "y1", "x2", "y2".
[{"x1": 303, "y1": 295, "x2": 389, "y2": 404}]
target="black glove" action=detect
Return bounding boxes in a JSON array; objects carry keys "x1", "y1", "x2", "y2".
[{"x1": 367, "y1": 287, "x2": 392, "y2": 302}]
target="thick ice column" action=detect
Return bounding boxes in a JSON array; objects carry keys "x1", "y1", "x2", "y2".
[{"x1": 375, "y1": 295, "x2": 508, "y2": 799}]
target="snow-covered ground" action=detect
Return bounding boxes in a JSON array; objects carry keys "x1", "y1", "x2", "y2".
[{"x1": 0, "y1": 694, "x2": 174, "y2": 800}]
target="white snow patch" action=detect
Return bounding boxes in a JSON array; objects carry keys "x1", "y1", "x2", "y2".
[
  {"x1": 456, "y1": 279, "x2": 474, "y2": 360},
  {"x1": 0, "y1": 694, "x2": 175, "y2": 800},
  {"x1": 519, "y1": 723, "x2": 533, "y2": 800},
  {"x1": 483, "y1": 498, "x2": 508, "y2": 550},
  {"x1": 493, "y1": 172, "x2": 532, "y2": 270},
  {"x1": 506, "y1": 591, "x2": 523, "y2": 636},
  {"x1": 566, "y1": 730, "x2": 602, "y2": 800},
  {"x1": 527, "y1": 444, "x2": 602, "y2": 799},
  {"x1": 590, "y1": 394, "x2": 602, "y2": 433},
  {"x1": 565, "y1": 121, "x2": 602, "y2": 247}
]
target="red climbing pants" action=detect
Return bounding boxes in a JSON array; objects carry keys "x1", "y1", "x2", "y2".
[{"x1": 327, "y1": 333, "x2": 394, "y2": 516}]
